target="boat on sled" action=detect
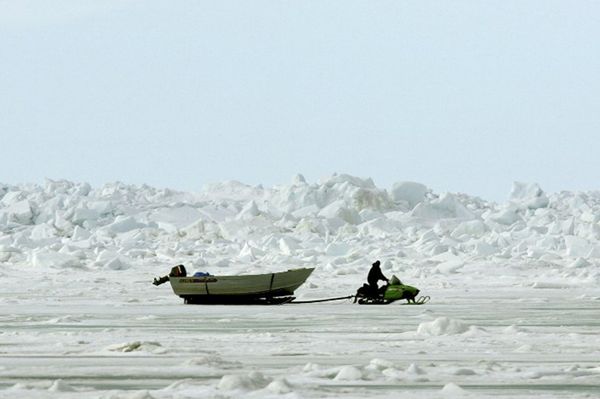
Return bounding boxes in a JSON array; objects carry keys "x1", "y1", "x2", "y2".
[
  {"x1": 354, "y1": 275, "x2": 430, "y2": 305},
  {"x1": 153, "y1": 265, "x2": 315, "y2": 304}
]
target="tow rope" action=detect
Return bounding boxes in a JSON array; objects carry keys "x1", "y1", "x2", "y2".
[{"x1": 290, "y1": 295, "x2": 355, "y2": 304}]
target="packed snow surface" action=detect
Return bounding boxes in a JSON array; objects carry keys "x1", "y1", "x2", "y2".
[{"x1": 1, "y1": 175, "x2": 599, "y2": 398}]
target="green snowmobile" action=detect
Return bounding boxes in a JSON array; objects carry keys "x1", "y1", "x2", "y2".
[{"x1": 355, "y1": 275, "x2": 429, "y2": 305}]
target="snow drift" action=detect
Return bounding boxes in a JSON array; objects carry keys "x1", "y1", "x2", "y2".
[{"x1": 0, "y1": 176, "x2": 599, "y2": 288}]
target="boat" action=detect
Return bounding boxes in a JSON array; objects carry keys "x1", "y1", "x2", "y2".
[{"x1": 154, "y1": 265, "x2": 315, "y2": 304}]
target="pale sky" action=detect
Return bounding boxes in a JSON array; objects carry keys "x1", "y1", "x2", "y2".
[{"x1": 1, "y1": 1, "x2": 599, "y2": 201}]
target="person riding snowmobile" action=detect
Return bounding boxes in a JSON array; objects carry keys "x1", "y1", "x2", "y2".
[
  {"x1": 367, "y1": 260, "x2": 388, "y2": 295},
  {"x1": 353, "y1": 260, "x2": 390, "y2": 303}
]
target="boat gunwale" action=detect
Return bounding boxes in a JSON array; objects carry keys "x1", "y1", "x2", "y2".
[{"x1": 169, "y1": 267, "x2": 314, "y2": 281}]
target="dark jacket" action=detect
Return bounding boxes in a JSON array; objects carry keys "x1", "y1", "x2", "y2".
[{"x1": 368, "y1": 264, "x2": 388, "y2": 287}]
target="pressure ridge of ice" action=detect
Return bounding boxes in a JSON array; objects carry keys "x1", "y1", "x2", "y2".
[{"x1": 0, "y1": 175, "x2": 600, "y2": 286}]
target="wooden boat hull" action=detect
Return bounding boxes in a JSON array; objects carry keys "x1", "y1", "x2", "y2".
[{"x1": 169, "y1": 267, "x2": 314, "y2": 304}]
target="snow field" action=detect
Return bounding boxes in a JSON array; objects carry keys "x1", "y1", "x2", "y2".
[{"x1": 1, "y1": 175, "x2": 600, "y2": 397}]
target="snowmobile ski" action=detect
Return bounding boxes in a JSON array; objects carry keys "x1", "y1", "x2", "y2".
[{"x1": 401, "y1": 295, "x2": 430, "y2": 305}]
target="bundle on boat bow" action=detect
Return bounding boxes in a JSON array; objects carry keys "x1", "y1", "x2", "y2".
[{"x1": 152, "y1": 261, "x2": 429, "y2": 305}]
